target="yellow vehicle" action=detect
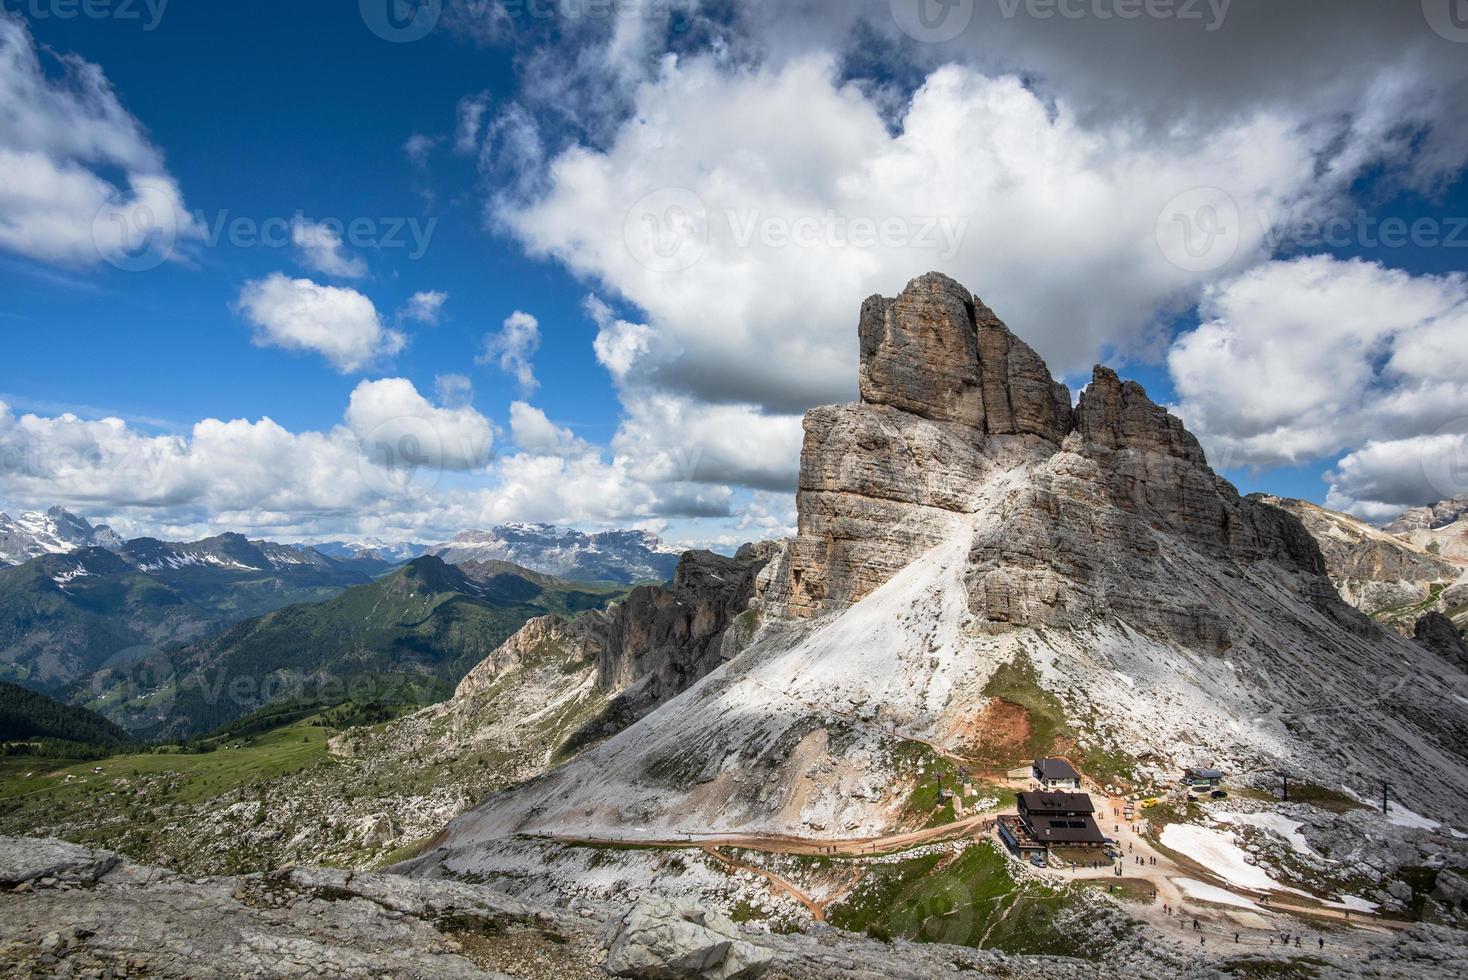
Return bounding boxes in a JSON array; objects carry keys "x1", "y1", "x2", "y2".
[{"x1": 1140, "y1": 798, "x2": 1162, "y2": 809}]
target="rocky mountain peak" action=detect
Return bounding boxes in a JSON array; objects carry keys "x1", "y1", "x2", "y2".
[
  {"x1": 1384, "y1": 494, "x2": 1468, "y2": 534},
  {"x1": 1074, "y1": 365, "x2": 1206, "y2": 464},
  {"x1": 858, "y1": 271, "x2": 1073, "y2": 442}
]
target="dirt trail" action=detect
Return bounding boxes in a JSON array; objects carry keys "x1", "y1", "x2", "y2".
[
  {"x1": 541, "y1": 810, "x2": 999, "y2": 859},
  {"x1": 702, "y1": 845, "x2": 827, "y2": 922}
]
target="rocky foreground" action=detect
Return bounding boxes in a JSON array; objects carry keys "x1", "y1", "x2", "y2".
[{"x1": 3, "y1": 836, "x2": 1465, "y2": 979}]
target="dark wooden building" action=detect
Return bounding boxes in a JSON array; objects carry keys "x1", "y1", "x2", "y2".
[{"x1": 1015, "y1": 791, "x2": 1106, "y2": 847}]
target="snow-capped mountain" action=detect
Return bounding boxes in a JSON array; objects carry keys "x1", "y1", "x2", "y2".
[
  {"x1": 0, "y1": 507, "x2": 123, "y2": 566},
  {"x1": 312, "y1": 538, "x2": 428, "y2": 565},
  {"x1": 426, "y1": 524, "x2": 682, "y2": 584}
]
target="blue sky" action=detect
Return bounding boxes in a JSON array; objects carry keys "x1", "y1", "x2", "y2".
[{"x1": 1, "y1": 1, "x2": 1466, "y2": 549}]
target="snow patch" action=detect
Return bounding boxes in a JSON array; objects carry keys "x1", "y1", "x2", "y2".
[
  {"x1": 1214, "y1": 811, "x2": 1320, "y2": 859},
  {"x1": 1173, "y1": 878, "x2": 1260, "y2": 910}
]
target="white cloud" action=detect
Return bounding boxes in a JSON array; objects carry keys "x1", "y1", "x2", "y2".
[
  {"x1": 504, "y1": 56, "x2": 1350, "y2": 418},
  {"x1": 456, "y1": 91, "x2": 491, "y2": 154},
  {"x1": 236, "y1": 273, "x2": 407, "y2": 373},
  {"x1": 0, "y1": 17, "x2": 198, "y2": 266},
  {"x1": 508, "y1": 402, "x2": 588, "y2": 457},
  {"x1": 403, "y1": 133, "x2": 437, "y2": 169},
  {"x1": 434, "y1": 373, "x2": 474, "y2": 409},
  {"x1": 344, "y1": 378, "x2": 495, "y2": 473},
  {"x1": 402, "y1": 289, "x2": 448, "y2": 324},
  {"x1": 291, "y1": 215, "x2": 367, "y2": 279},
  {"x1": 612, "y1": 393, "x2": 803, "y2": 494},
  {"x1": 1326, "y1": 434, "x2": 1468, "y2": 521},
  {"x1": 586, "y1": 294, "x2": 654, "y2": 385},
  {"x1": 1168, "y1": 257, "x2": 1468, "y2": 472},
  {"x1": 478, "y1": 310, "x2": 541, "y2": 393}
]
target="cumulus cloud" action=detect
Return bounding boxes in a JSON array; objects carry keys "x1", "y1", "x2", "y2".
[
  {"x1": 478, "y1": 310, "x2": 541, "y2": 392},
  {"x1": 1168, "y1": 257, "x2": 1468, "y2": 471},
  {"x1": 0, "y1": 16, "x2": 198, "y2": 266},
  {"x1": 401, "y1": 289, "x2": 448, "y2": 324},
  {"x1": 434, "y1": 373, "x2": 474, "y2": 409},
  {"x1": 508, "y1": 402, "x2": 589, "y2": 457},
  {"x1": 1325, "y1": 434, "x2": 1468, "y2": 522},
  {"x1": 0, "y1": 382, "x2": 498, "y2": 542},
  {"x1": 291, "y1": 215, "x2": 368, "y2": 278},
  {"x1": 236, "y1": 273, "x2": 407, "y2": 373},
  {"x1": 505, "y1": 55, "x2": 1358, "y2": 420},
  {"x1": 343, "y1": 378, "x2": 495, "y2": 472}
]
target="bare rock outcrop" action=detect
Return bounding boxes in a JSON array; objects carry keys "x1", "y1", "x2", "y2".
[
  {"x1": 1416, "y1": 612, "x2": 1468, "y2": 670},
  {"x1": 1385, "y1": 495, "x2": 1468, "y2": 534},
  {"x1": 858, "y1": 272, "x2": 1072, "y2": 441},
  {"x1": 790, "y1": 271, "x2": 1332, "y2": 649},
  {"x1": 1264, "y1": 496, "x2": 1461, "y2": 632}
]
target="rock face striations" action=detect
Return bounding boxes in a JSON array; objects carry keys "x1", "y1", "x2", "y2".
[{"x1": 790, "y1": 271, "x2": 1328, "y2": 652}]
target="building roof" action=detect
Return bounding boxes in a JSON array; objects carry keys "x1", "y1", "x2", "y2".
[
  {"x1": 1033, "y1": 758, "x2": 1081, "y2": 781},
  {"x1": 1029, "y1": 814, "x2": 1107, "y2": 845},
  {"x1": 1017, "y1": 791, "x2": 1095, "y2": 815},
  {"x1": 1185, "y1": 768, "x2": 1225, "y2": 780}
]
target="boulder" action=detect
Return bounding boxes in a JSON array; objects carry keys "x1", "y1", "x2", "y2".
[{"x1": 603, "y1": 900, "x2": 772, "y2": 979}]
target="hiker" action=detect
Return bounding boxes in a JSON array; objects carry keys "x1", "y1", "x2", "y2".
[
  {"x1": 1318, "y1": 938, "x2": 1324, "y2": 950},
  {"x1": 1234, "y1": 932, "x2": 1240, "y2": 943},
  {"x1": 1295, "y1": 937, "x2": 1301, "y2": 948}
]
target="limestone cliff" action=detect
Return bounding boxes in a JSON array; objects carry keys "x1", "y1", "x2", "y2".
[
  {"x1": 418, "y1": 272, "x2": 1468, "y2": 869},
  {"x1": 1263, "y1": 496, "x2": 1463, "y2": 634}
]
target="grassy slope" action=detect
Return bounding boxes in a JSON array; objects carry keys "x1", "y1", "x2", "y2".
[
  {"x1": 0, "y1": 547, "x2": 376, "y2": 693},
  {"x1": 820, "y1": 840, "x2": 1129, "y2": 957}
]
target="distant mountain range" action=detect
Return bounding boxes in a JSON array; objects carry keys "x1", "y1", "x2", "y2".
[
  {"x1": 0, "y1": 507, "x2": 124, "y2": 566},
  {"x1": 0, "y1": 530, "x2": 383, "y2": 694},
  {"x1": 311, "y1": 538, "x2": 429, "y2": 565},
  {"x1": 425, "y1": 523, "x2": 681, "y2": 584},
  {"x1": 86, "y1": 555, "x2": 628, "y2": 740}
]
